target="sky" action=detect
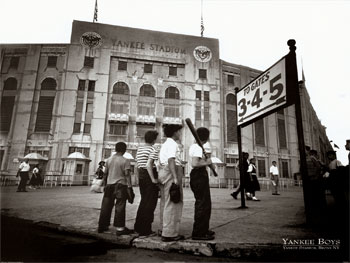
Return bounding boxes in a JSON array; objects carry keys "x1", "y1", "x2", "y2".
[{"x1": 1, "y1": 0, "x2": 349, "y2": 164}]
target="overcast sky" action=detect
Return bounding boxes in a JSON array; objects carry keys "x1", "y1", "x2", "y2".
[{"x1": 1, "y1": 0, "x2": 349, "y2": 163}]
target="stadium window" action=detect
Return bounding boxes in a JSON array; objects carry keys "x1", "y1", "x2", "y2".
[
  {"x1": 9, "y1": 57, "x2": 19, "y2": 69},
  {"x1": 118, "y1": 61, "x2": 127, "y2": 71},
  {"x1": 199, "y1": 69, "x2": 207, "y2": 79},
  {"x1": 84, "y1": 56, "x2": 94, "y2": 68},
  {"x1": 169, "y1": 66, "x2": 177, "y2": 76},
  {"x1": 47, "y1": 56, "x2": 57, "y2": 68},
  {"x1": 144, "y1": 64, "x2": 153, "y2": 74}
]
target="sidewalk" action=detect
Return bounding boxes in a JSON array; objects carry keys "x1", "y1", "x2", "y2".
[{"x1": 0, "y1": 185, "x2": 346, "y2": 260}]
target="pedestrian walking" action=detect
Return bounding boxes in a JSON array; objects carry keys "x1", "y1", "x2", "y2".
[
  {"x1": 17, "y1": 159, "x2": 30, "y2": 192},
  {"x1": 189, "y1": 127, "x2": 215, "y2": 240},
  {"x1": 33, "y1": 164, "x2": 43, "y2": 188},
  {"x1": 97, "y1": 142, "x2": 134, "y2": 235},
  {"x1": 134, "y1": 130, "x2": 159, "y2": 237},
  {"x1": 246, "y1": 158, "x2": 261, "y2": 201},
  {"x1": 230, "y1": 152, "x2": 250, "y2": 199},
  {"x1": 270, "y1": 161, "x2": 280, "y2": 195},
  {"x1": 29, "y1": 164, "x2": 41, "y2": 189},
  {"x1": 158, "y1": 124, "x2": 184, "y2": 242},
  {"x1": 306, "y1": 149, "x2": 326, "y2": 222},
  {"x1": 91, "y1": 161, "x2": 105, "y2": 193},
  {"x1": 346, "y1": 139, "x2": 350, "y2": 166},
  {"x1": 326, "y1": 150, "x2": 347, "y2": 211}
]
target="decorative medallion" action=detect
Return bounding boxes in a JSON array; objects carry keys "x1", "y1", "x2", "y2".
[
  {"x1": 193, "y1": 46, "x2": 212, "y2": 62},
  {"x1": 80, "y1": 32, "x2": 102, "y2": 49}
]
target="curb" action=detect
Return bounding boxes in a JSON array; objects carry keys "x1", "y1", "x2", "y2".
[{"x1": 1, "y1": 213, "x2": 284, "y2": 259}]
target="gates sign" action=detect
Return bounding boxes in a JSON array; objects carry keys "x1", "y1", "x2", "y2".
[{"x1": 236, "y1": 58, "x2": 286, "y2": 126}]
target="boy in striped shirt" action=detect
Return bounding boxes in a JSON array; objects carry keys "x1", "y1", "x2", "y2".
[{"x1": 134, "y1": 130, "x2": 159, "y2": 236}]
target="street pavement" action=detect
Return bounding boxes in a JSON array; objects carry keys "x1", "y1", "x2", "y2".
[{"x1": 0, "y1": 184, "x2": 348, "y2": 261}]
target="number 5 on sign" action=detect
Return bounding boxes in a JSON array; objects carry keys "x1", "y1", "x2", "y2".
[{"x1": 236, "y1": 58, "x2": 286, "y2": 126}]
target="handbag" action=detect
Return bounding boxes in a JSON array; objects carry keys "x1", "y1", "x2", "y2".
[{"x1": 169, "y1": 183, "x2": 181, "y2": 203}]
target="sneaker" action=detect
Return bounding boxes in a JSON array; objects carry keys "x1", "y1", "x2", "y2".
[
  {"x1": 138, "y1": 231, "x2": 157, "y2": 237},
  {"x1": 192, "y1": 234, "x2": 215, "y2": 241},
  {"x1": 230, "y1": 193, "x2": 237, "y2": 199},
  {"x1": 252, "y1": 196, "x2": 260, "y2": 201},
  {"x1": 116, "y1": 227, "x2": 134, "y2": 236},
  {"x1": 97, "y1": 227, "x2": 109, "y2": 233},
  {"x1": 161, "y1": 235, "x2": 184, "y2": 242},
  {"x1": 207, "y1": 230, "x2": 215, "y2": 236}
]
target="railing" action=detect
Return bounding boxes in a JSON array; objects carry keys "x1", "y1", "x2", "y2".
[
  {"x1": 182, "y1": 177, "x2": 302, "y2": 190},
  {"x1": 1, "y1": 175, "x2": 19, "y2": 186},
  {"x1": 1, "y1": 174, "x2": 302, "y2": 190}
]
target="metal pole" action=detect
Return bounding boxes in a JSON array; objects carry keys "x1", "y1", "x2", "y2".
[
  {"x1": 235, "y1": 87, "x2": 247, "y2": 209},
  {"x1": 286, "y1": 39, "x2": 311, "y2": 223}
]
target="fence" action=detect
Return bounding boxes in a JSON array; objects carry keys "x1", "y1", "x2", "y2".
[
  {"x1": 183, "y1": 177, "x2": 302, "y2": 191},
  {"x1": 2, "y1": 174, "x2": 302, "y2": 191}
]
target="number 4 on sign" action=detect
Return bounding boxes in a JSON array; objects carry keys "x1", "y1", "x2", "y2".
[{"x1": 252, "y1": 89, "x2": 262, "y2": 108}]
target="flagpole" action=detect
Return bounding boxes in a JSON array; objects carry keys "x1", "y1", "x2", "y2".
[
  {"x1": 201, "y1": 0, "x2": 204, "y2": 37},
  {"x1": 93, "y1": 0, "x2": 98, "y2": 23}
]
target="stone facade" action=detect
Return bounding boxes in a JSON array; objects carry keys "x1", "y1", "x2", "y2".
[{"x1": 0, "y1": 20, "x2": 331, "y2": 182}]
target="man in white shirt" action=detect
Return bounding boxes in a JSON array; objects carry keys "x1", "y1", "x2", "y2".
[
  {"x1": 189, "y1": 127, "x2": 214, "y2": 240},
  {"x1": 158, "y1": 124, "x2": 184, "y2": 242},
  {"x1": 17, "y1": 158, "x2": 30, "y2": 192},
  {"x1": 270, "y1": 161, "x2": 280, "y2": 195}
]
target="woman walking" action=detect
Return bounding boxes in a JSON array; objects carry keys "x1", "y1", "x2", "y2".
[{"x1": 246, "y1": 158, "x2": 261, "y2": 201}]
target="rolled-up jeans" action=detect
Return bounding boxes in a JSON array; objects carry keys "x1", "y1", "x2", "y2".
[
  {"x1": 158, "y1": 165, "x2": 183, "y2": 238},
  {"x1": 98, "y1": 183, "x2": 127, "y2": 229}
]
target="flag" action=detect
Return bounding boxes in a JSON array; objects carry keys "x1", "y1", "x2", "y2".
[
  {"x1": 93, "y1": 0, "x2": 98, "y2": 23},
  {"x1": 334, "y1": 143, "x2": 339, "y2": 149},
  {"x1": 201, "y1": 17, "x2": 204, "y2": 37}
]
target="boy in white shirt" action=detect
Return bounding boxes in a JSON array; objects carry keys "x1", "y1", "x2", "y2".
[
  {"x1": 270, "y1": 161, "x2": 280, "y2": 195},
  {"x1": 158, "y1": 124, "x2": 184, "y2": 242},
  {"x1": 17, "y1": 158, "x2": 30, "y2": 192},
  {"x1": 188, "y1": 127, "x2": 214, "y2": 240}
]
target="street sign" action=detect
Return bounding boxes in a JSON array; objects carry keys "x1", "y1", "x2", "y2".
[{"x1": 236, "y1": 57, "x2": 286, "y2": 126}]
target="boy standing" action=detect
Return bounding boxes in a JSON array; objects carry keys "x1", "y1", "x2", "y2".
[
  {"x1": 98, "y1": 142, "x2": 134, "y2": 236},
  {"x1": 270, "y1": 161, "x2": 280, "y2": 195},
  {"x1": 189, "y1": 127, "x2": 215, "y2": 240},
  {"x1": 158, "y1": 124, "x2": 184, "y2": 242}
]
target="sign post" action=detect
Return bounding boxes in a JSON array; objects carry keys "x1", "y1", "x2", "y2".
[
  {"x1": 285, "y1": 40, "x2": 310, "y2": 223},
  {"x1": 235, "y1": 40, "x2": 309, "y2": 216}
]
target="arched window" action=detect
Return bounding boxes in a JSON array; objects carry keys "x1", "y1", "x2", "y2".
[
  {"x1": 0, "y1": 78, "x2": 17, "y2": 132},
  {"x1": 226, "y1": 93, "x2": 236, "y2": 106},
  {"x1": 139, "y1": 84, "x2": 155, "y2": 97},
  {"x1": 4, "y1": 77, "x2": 17, "y2": 90},
  {"x1": 138, "y1": 84, "x2": 155, "y2": 116},
  {"x1": 41, "y1": 78, "x2": 57, "y2": 90},
  {"x1": 111, "y1": 82, "x2": 130, "y2": 114},
  {"x1": 165, "y1": 86, "x2": 180, "y2": 99},
  {"x1": 226, "y1": 93, "x2": 237, "y2": 142},
  {"x1": 164, "y1": 86, "x2": 180, "y2": 118},
  {"x1": 113, "y1": 82, "x2": 129, "y2": 95},
  {"x1": 35, "y1": 78, "x2": 57, "y2": 132}
]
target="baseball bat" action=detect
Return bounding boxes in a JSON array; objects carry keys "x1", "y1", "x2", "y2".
[{"x1": 185, "y1": 118, "x2": 218, "y2": 177}]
